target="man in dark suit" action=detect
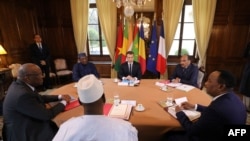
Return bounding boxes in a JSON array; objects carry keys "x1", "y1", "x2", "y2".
[
  {"x1": 3, "y1": 63, "x2": 71, "y2": 141},
  {"x1": 165, "y1": 70, "x2": 247, "y2": 141},
  {"x1": 169, "y1": 54, "x2": 198, "y2": 87},
  {"x1": 29, "y1": 34, "x2": 51, "y2": 90},
  {"x1": 118, "y1": 51, "x2": 142, "y2": 81}
]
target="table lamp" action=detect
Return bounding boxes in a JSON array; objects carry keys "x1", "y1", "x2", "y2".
[{"x1": 0, "y1": 44, "x2": 7, "y2": 67}]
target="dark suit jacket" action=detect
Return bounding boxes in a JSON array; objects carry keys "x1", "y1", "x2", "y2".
[
  {"x1": 169, "y1": 63, "x2": 199, "y2": 87},
  {"x1": 176, "y1": 91, "x2": 247, "y2": 141},
  {"x1": 3, "y1": 80, "x2": 65, "y2": 141},
  {"x1": 118, "y1": 61, "x2": 142, "y2": 80},
  {"x1": 29, "y1": 42, "x2": 51, "y2": 69}
]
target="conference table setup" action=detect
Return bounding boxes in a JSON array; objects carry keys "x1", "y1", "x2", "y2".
[{"x1": 51, "y1": 78, "x2": 212, "y2": 141}]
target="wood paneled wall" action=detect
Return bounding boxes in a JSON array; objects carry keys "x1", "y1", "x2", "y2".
[
  {"x1": 0, "y1": 0, "x2": 77, "y2": 71},
  {"x1": 0, "y1": 0, "x2": 250, "y2": 87},
  {"x1": 206, "y1": 0, "x2": 250, "y2": 87}
]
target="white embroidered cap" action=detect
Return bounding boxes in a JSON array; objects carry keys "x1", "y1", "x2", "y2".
[{"x1": 77, "y1": 74, "x2": 103, "y2": 103}]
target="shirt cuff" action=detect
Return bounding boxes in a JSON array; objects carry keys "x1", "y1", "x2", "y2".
[
  {"x1": 60, "y1": 100, "x2": 67, "y2": 106},
  {"x1": 194, "y1": 104, "x2": 198, "y2": 110},
  {"x1": 58, "y1": 95, "x2": 62, "y2": 100}
]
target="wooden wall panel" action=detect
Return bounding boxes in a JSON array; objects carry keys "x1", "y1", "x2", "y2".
[
  {"x1": 0, "y1": 0, "x2": 250, "y2": 83},
  {"x1": 0, "y1": 0, "x2": 36, "y2": 65},
  {"x1": 206, "y1": 0, "x2": 250, "y2": 90}
]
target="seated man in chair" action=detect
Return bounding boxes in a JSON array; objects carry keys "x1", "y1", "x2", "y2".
[
  {"x1": 72, "y1": 53, "x2": 100, "y2": 82},
  {"x1": 169, "y1": 54, "x2": 198, "y2": 87},
  {"x1": 118, "y1": 51, "x2": 142, "y2": 81}
]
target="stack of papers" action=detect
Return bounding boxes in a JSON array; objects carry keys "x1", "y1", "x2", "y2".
[
  {"x1": 175, "y1": 84, "x2": 194, "y2": 92},
  {"x1": 167, "y1": 106, "x2": 201, "y2": 121},
  {"x1": 166, "y1": 82, "x2": 182, "y2": 88},
  {"x1": 164, "y1": 96, "x2": 201, "y2": 121},
  {"x1": 155, "y1": 80, "x2": 170, "y2": 87},
  {"x1": 117, "y1": 82, "x2": 129, "y2": 86},
  {"x1": 108, "y1": 104, "x2": 133, "y2": 120}
]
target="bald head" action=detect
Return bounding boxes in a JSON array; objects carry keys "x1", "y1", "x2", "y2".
[{"x1": 18, "y1": 63, "x2": 44, "y2": 87}]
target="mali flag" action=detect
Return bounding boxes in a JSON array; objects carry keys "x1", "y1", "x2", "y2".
[
  {"x1": 114, "y1": 21, "x2": 123, "y2": 72},
  {"x1": 138, "y1": 22, "x2": 146, "y2": 74}
]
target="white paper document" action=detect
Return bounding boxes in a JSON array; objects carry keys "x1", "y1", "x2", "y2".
[
  {"x1": 166, "y1": 82, "x2": 182, "y2": 88},
  {"x1": 168, "y1": 106, "x2": 201, "y2": 121},
  {"x1": 174, "y1": 97, "x2": 188, "y2": 106},
  {"x1": 121, "y1": 100, "x2": 136, "y2": 106},
  {"x1": 117, "y1": 82, "x2": 129, "y2": 86},
  {"x1": 109, "y1": 104, "x2": 127, "y2": 116},
  {"x1": 175, "y1": 84, "x2": 194, "y2": 92},
  {"x1": 108, "y1": 104, "x2": 132, "y2": 120}
]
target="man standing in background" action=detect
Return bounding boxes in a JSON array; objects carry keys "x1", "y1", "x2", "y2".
[{"x1": 29, "y1": 34, "x2": 51, "y2": 90}]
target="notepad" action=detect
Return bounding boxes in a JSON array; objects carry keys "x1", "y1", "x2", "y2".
[
  {"x1": 175, "y1": 84, "x2": 194, "y2": 92},
  {"x1": 166, "y1": 82, "x2": 182, "y2": 88},
  {"x1": 108, "y1": 104, "x2": 132, "y2": 120},
  {"x1": 166, "y1": 106, "x2": 201, "y2": 121}
]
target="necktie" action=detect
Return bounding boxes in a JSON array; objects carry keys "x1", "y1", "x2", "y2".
[
  {"x1": 38, "y1": 43, "x2": 42, "y2": 52},
  {"x1": 129, "y1": 64, "x2": 132, "y2": 75}
]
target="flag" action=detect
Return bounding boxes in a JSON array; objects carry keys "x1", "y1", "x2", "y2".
[
  {"x1": 132, "y1": 23, "x2": 139, "y2": 62},
  {"x1": 114, "y1": 21, "x2": 123, "y2": 71},
  {"x1": 127, "y1": 21, "x2": 134, "y2": 51},
  {"x1": 156, "y1": 22, "x2": 167, "y2": 74},
  {"x1": 146, "y1": 21, "x2": 158, "y2": 74},
  {"x1": 121, "y1": 19, "x2": 129, "y2": 63},
  {"x1": 138, "y1": 22, "x2": 146, "y2": 74}
]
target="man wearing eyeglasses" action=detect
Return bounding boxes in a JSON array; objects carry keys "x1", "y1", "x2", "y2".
[{"x1": 2, "y1": 63, "x2": 71, "y2": 141}]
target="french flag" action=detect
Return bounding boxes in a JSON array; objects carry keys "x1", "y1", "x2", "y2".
[{"x1": 156, "y1": 22, "x2": 167, "y2": 74}]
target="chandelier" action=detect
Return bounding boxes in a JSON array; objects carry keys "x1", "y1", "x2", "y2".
[
  {"x1": 112, "y1": 0, "x2": 148, "y2": 17},
  {"x1": 113, "y1": 0, "x2": 147, "y2": 8}
]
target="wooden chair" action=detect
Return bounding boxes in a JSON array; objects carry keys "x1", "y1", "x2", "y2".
[
  {"x1": 8, "y1": 63, "x2": 21, "y2": 81},
  {"x1": 197, "y1": 67, "x2": 206, "y2": 90},
  {"x1": 53, "y1": 58, "x2": 73, "y2": 84}
]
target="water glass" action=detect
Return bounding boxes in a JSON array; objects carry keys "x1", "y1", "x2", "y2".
[
  {"x1": 166, "y1": 93, "x2": 174, "y2": 107},
  {"x1": 113, "y1": 94, "x2": 120, "y2": 106}
]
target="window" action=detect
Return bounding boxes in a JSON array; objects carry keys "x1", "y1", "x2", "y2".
[
  {"x1": 88, "y1": 0, "x2": 109, "y2": 56},
  {"x1": 168, "y1": 0, "x2": 196, "y2": 57}
]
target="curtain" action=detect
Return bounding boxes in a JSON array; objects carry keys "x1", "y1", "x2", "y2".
[
  {"x1": 192, "y1": 0, "x2": 217, "y2": 68},
  {"x1": 162, "y1": 0, "x2": 184, "y2": 78},
  {"x1": 70, "y1": 0, "x2": 89, "y2": 53},
  {"x1": 96, "y1": 0, "x2": 117, "y2": 78}
]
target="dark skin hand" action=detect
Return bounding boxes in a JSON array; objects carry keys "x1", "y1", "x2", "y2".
[
  {"x1": 175, "y1": 101, "x2": 195, "y2": 112},
  {"x1": 61, "y1": 95, "x2": 71, "y2": 103}
]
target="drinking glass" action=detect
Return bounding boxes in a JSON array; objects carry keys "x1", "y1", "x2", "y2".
[{"x1": 113, "y1": 94, "x2": 120, "y2": 106}]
